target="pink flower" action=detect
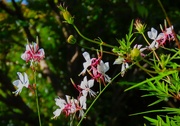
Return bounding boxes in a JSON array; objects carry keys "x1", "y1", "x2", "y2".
[
  {"x1": 21, "y1": 42, "x2": 45, "y2": 65},
  {"x1": 80, "y1": 52, "x2": 100, "y2": 75},
  {"x1": 156, "y1": 26, "x2": 174, "y2": 46},
  {"x1": 80, "y1": 51, "x2": 110, "y2": 84},
  {"x1": 95, "y1": 60, "x2": 111, "y2": 83},
  {"x1": 147, "y1": 25, "x2": 175, "y2": 49},
  {"x1": 53, "y1": 95, "x2": 78, "y2": 118}
]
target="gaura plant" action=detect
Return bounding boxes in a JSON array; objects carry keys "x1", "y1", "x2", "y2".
[
  {"x1": 54, "y1": 2, "x2": 180, "y2": 126},
  {"x1": 11, "y1": 1, "x2": 180, "y2": 126}
]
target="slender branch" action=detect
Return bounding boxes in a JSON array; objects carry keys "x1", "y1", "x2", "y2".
[
  {"x1": 72, "y1": 24, "x2": 115, "y2": 48},
  {"x1": 34, "y1": 71, "x2": 42, "y2": 126},
  {"x1": 142, "y1": 33, "x2": 161, "y2": 63}
]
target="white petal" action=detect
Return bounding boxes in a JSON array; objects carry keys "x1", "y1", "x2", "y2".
[
  {"x1": 156, "y1": 33, "x2": 164, "y2": 40},
  {"x1": 23, "y1": 72, "x2": 29, "y2": 87},
  {"x1": 82, "y1": 52, "x2": 91, "y2": 61},
  {"x1": 80, "y1": 76, "x2": 88, "y2": 89},
  {"x1": 65, "y1": 95, "x2": 71, "y2": 103},
  {"x1": 13, "y1": 80, "x2": 22, "y2": 87},
  {"x1": 26, "y1": 44, "x2": 31, "y2": 51},
  {"x1": 12, "y1": 88, "x2": 22, "y2": 95},
  {"x1": 79, "y1": 95, "x2": 87, "y2": 109},
  {"x1": 55, "y1": 98, "x2": 66, "y2": 108},
  {"x1": 147, "y1": 27, "x2": 157, "y2": 40},
  {"x1": 87, "y1": 79, "x2": 94, "y2": 88},
  {"x1": 53, "y1": 109, "x2": 62, "y2": 118},
  {"x1": 102, "y1": 62, "x2": 109, "y2": 73},
  {"x1": 125, "y1": 62, "x2": 129, "y2": 69},
  {"x1": 17, "y1": 72, "x2": 24, "y2": 83},
  {"x1": 113, "y1": 57, "x2": 124, "y2": 65},
  {"x1": 80, "y1": 61, "x2": 91, "y2": 75},
  {"x1": 121, "y1": 63, "x2": 129, "y2": 77},
  {"x1": 98, "y1": 61, "x2": 109, "y2": 73},
  {"x1": 82, "y1": 90, "x2": 88, "y2": 97},
  {"x1": 166, "y1": 26, "x2": 173, "y2": 34},
  {"x1": 104, "y1": 75, "x2": 111, "y2": 83},
  {"x1": 137, "y1": 45, "x2": 142, "y2": 49}
]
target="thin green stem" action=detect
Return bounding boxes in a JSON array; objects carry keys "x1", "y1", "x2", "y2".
[
  {"x1": 34, "y1": 71, "x2": 42, "y2": 126},
  {"x1": 135, "y1": 62, "x2": 156, "y2": 77},
  {"x1": 72, "y1": 24, "x2": 114, "y2": 48},
  {"x1": 77, "y1": 71, "x2": 122, "y2": 126},
  {"x1": 141, "y1": 33, "x2": 150, "y2": 46}
]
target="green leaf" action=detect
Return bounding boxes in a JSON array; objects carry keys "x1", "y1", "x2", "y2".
[
  {"x1": 144, "y1": 116, "x2": 157, "y2": 124},
  {"x1": 148, "y1": 99, "x2": 164, "y2": 107},
  {"x1": 124, "y1": 70, "x2": 177, "y2": 91}
]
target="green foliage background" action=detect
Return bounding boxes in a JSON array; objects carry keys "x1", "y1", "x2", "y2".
[{"x1": 0, "y1": 0, "x2": 180, "y2": 125}]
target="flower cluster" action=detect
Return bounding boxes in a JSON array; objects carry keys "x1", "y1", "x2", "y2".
[
  {"x1": 53, "y1": 51, "x2": 111, "y2": 119},
  {"x1": 12, "y1": 42, "x2": 45, "y2": 95}
]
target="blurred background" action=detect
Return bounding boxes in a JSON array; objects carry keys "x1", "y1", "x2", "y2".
[{"x1": 1, "y1": 0, "x2": 180, "y2": 125}]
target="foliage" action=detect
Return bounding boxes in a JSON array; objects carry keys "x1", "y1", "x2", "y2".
[{"x1": 1, "y1": 0, "x2": 180, "y2": 126}]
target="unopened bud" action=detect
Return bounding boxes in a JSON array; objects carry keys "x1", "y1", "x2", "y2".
[
  {"x1": 62, "y1": 10, "x2": 74, "y2": 24},
  {"x1": 67, "y1": 35, "x2": 76, "y2": 44},
  {"x1": 134, "y1": 19, "x2": 146, "y2": 33}
]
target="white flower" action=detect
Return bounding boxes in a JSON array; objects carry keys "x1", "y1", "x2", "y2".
[
  {"x1": 80, "y1": 52, "x2": 92, "y2": 75},
  {"x1": 147, "y1": 27, "x2": 159, "y2": 49},
  {"x1": 12, "y1": 72, "x2": 29, "y2": 95},
  {"x1": 97, "y1": 61, "x2": 111, "y2": 83},
  {"x1": 80, "y1": 76, "x2": 96, "y2": 97},
  {"x1": 53, "y1": 95, "x2": 79, "y2": 118},
  {"x1": 113, "y1": 57, "x2": 129, "y2": 77}
]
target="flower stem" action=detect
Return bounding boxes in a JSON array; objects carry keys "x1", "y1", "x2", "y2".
[
  {"x1": 34, "y1": 71, "x2": 42, "y2": 126},
  {"x1": 141, "y1": 33, "x2": 150, "y2": 46},
  {"x1": 135, "y1": 62, "x2": 157, "y2": 77},
  {"x1": 77, "y1": 71, "x2": 122, "y2": 126},
  {"x1": 72, "y1": 24, "x2": 114, "y2": 48},
  {"x1": 141, "y1": 33, "x2": 161, "y2": 62}
]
